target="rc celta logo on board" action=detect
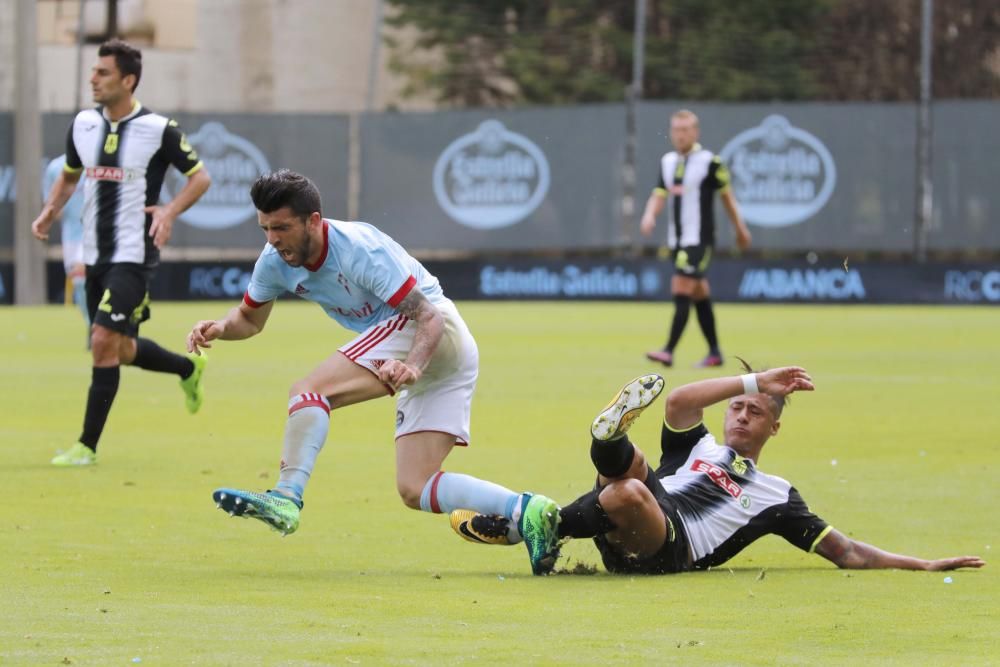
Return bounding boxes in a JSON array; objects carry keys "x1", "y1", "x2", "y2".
[
  {"x1": 433, "y1": 120, "x2": 550, "y2": 230},
  {"x1": 163, "y1": 122, "x2": 271, "y2": 230},
  {"x1": 720, "y1": 115, "x2": 836, "y2": 227}
]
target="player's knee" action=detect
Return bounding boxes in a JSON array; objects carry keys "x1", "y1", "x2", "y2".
[
  {"x1": 395, "y1": 479, "x2": 423, "y2": 510},
  {"x1": 600, "y1": 478, "x2": 653, "y2": 515},
  {"x1": 90, "y1": 327, "x2": 120, "y2": 361}
]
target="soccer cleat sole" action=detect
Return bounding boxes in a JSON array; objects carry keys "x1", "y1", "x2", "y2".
[
  {"x1": 450, "y1": 510, "x2": 512, "y2": 546},
  {"x1": 212, "y1": 488, "x2": 299, "y2": 536},
  {"x1": 591, "y1": 374, "x2": 665, "y2": 441}
]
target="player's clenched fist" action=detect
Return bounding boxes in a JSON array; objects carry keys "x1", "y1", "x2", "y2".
[{"x1": 378, "y1": 359, "x2": 421, "y2": 391}]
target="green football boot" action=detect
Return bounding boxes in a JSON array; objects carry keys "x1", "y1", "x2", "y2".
[
  {"x1": 51, "y1": 442, "x2": 97, "y2": 467},
  {"x1": 518, "y1": 494, "x2": 562, "y2": 575},
  {"x1": 212, "y1": 488, "x2": 301, "y2": 536},
  {"x1": 180, "y1": 351, "x2": 207, "y2": 414}
]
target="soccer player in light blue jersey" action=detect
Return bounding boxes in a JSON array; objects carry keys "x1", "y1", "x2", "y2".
[
  {"x1": 42, "y1": 154, "x2": 90, "y2": 344},
  {"x1": 187, "y1": 169, "x2": 548, "y2": 538}
]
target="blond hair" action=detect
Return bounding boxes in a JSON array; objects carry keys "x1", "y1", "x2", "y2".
[{"x1": 671, "y1": 109, "x2": 699, "y2": 127}]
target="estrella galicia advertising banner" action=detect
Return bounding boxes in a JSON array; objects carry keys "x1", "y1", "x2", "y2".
[{"x1": 30, "y1": 259, "x2": 1000, "y2": 306}]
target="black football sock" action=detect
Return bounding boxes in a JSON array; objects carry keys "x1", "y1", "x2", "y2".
[
  {"x1": 79, "y1": 366, "x2": 121, "y2": 451},
  {"x1": 132, "y1": 338, "x2": 195, "y2": 378},
  {"x1": 694, "y1": 298, "x2": 720, "y2": 355},
  {"x1": 558, "y1": 489, "x2": 616, "y2": 539},
  {"x1": 665, "y1": 295, "x2": 691, "y2": 351},
  {"x1": 590, "y1": 435, "x2": 636, "y2": 478}
]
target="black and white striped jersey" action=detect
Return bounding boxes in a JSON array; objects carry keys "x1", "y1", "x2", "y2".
[
  {"x1": 64, "y1": 101, "x2": 203, "y2": 267},
  {"x1": 653, "y1": 143, "x2": 731, "y2": 249},
  {"x1": 655, "y1": 421, "x2": 831, "y2": 569}
]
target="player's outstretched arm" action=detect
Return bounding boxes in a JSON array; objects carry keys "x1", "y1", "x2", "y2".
[
  {"x1": 665, "y1": 366, "x2": 814, "y2": 429},
  {"x1": 815, "y1": 528, "x2": 985, "y2": 571},
  {"x1": 186, "y1": 300, "x2": 273, "y2": 354}
]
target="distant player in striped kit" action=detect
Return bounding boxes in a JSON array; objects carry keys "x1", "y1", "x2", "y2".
[
  {"x1": 641, "y1": 109, "x2": 752, "y2": 368},
  {"x1": 453, "y1": 367, "x2": 985, "y2": 576},
  {"x1": 187, "y1": 170, "x2": 544, "y2": 537},
  {"x1": 31, "y1": 39, "x2": 212, "y2": 467}
]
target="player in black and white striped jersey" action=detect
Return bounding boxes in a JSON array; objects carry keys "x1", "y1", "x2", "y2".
[
  {"x1": 32, "y1": 39, "x2": 212, "y2": 467},
  {"x1": 453, "y1": 366, "x2": 985, "y2": 576},
  {"x1": 641, "y1": 109, "x2": 752, "y2": 369}
]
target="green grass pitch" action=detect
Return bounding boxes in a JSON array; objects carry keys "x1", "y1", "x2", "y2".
[{"x1": 1, "y1": 301, "x2": 997, "y2": 665}]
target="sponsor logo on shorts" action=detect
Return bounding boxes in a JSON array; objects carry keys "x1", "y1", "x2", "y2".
[
  {"x1": 692, "y1": 459, "x2": 744, "y2": 499},
  {"x1": 396, "y1": 410, "x2": 404, "y2": 427}
]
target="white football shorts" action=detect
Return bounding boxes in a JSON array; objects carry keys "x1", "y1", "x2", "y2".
[{"x1": 338, "y1": 298, "x2": 478, "y2": 445}]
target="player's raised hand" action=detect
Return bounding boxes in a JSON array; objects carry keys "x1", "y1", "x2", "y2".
[
  {"x1": 756, "y1": 366, "x2": 814, "y2": 396},
  {"x1": 187, "y1": 319, "x2": 224, "y2": 354},
  {"x1": 145, "y1": 205, "x2": 175, "y2": 248},
  {"x1": 377, "y1": 359, "x2": 421, "y2": 392}
]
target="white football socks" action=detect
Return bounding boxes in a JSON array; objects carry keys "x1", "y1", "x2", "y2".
[{"x1": 274, "y1": 393, "x2": 331, "y2": 503}]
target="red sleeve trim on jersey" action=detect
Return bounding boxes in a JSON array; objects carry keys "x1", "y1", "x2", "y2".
[
  {"x1": 388, "y1": 275, "x2": 417, "y2": 307},
  {"x1": 243, "y1": 292, "x2": 269, "y2": 308}
]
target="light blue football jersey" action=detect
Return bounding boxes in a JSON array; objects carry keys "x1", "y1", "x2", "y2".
[
  {"x1": 42, "y1": 155, "x2": 85, "y2": 243},
  {"x1": 245, "y1": 219, "x2": 446, "y2": 332}
]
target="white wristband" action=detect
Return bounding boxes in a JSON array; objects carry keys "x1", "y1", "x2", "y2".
[{"x1": 741, "y1": 373, "x2": 759, "y2": 395}]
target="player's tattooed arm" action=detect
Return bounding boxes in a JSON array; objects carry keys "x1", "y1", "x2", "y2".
[
  {"x1": 814, "y1": 528, "x2": 985, "y2": 571},
  {"x1": 391, "y1": 289, "x2": 444, "y2": 381}
]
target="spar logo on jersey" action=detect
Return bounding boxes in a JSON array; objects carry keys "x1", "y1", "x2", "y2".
[
  {"x1": 692, "y1": 459, "x2": 744, "y2": 500},
  {"x1": 433, "y1": 120, "x2": 550, "y2": 230},
  {"x1": 720, "y1": 115, "x2": 836, "y2": 228},
  {"x1": 86, "y1": 166, "x2": 138, "y2": 182},
  {"x1": 164, "y1": 122, "x2": 271, "y2": 230}
]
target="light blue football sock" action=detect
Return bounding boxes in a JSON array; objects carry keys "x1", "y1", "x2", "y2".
[
  {"x1": 419, "y1": 471, "x2": 522, "y2": 517},
  {"x1": 274, "y1": 393, "x2": 331, "y2": 502}
]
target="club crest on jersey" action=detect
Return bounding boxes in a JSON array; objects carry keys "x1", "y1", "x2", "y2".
[
  {"x1": 692, "y1": 459, "x2": 744, "y2": 500},
  {"x1": 337, "y1": 273, "x2": 352, "y2": 295},
  {"x1": 104, "y1": 133, "x2": 119, "y2": 154}
]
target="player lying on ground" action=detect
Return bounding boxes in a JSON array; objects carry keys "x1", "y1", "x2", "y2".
[
  {"x1": 187, "y1": 170, "x2": 531, "y2": 537},
  {"x1": 452, "y1": 367, "x2": 986, "y2": 576}
]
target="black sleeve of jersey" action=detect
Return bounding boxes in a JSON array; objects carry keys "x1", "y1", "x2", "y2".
[
  {"x1": 65, "y1": 123, "x2": 82, "y2": 170},
  {"x1": 708, "y1": 156, "x2": 731, "y2": 192},
  {"x1": 161, "y1": 121, "x2": 202, "y2": 175},
  {"x1": 655, "y1": 169, "x2": 666, "y2": 191},
  {"x1": 772, "y1": 486, "x2": 830, "y2": 552},
  {"x1": 657, "y1": 422, "x2": 708, "y2": 475}
]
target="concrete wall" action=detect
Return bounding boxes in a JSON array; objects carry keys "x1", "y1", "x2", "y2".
[{"x1": 0, "y1": 0, "x2": 432, "y2": 113}]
